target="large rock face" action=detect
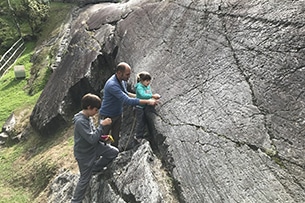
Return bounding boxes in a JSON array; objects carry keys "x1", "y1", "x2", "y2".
[{"x1": 31, "y1": 0, "x2": 305, "y2": 202}]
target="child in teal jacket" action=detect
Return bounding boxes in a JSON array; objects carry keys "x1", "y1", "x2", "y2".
[{"x1": 134, "y1": 71, "x2": 160, "y2": 142}]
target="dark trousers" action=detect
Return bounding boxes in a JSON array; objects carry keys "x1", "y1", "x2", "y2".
[
  {"x1": 100, "y1": 114, "x2": 122, "y2": 147},
  {"x1": 135, "y1": 106, "x2": 146, "y2": 138},
  {"x1": 135, "y1": 106, "x2": 158, "y2": 149},
  {"x1": 71, "y1": 143, "x2": 119, "y2": 203}
]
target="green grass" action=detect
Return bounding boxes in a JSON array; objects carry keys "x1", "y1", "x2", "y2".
[
  {"x1": 0, "y1": 131, "x2": 59, "y2": 202},
  {"x1": 0, "y1": 144, "x2": 32, "y2": 202},
  {"x1": 0, "y1": 188, "x2": 31, "y2": 203},
  {"x1": 0, "y1": 2, "x2": 76, "y2": 202},
  {"x1": 0, "y1": 2, "x2": 75, "y2": 128},
  {"x1": 0, "y1": 42, "x2": 40, "y2": 201},
  {"x1": 0, "y1": 42, "x2": 40, "y2": 128}
]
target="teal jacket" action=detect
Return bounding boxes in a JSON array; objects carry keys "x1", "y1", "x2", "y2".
[{"x1": 135, "y1": 82, "x2": 152, "y2": 108}]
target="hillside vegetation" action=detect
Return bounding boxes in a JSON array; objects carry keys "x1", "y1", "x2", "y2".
[
  {"x1": 0, "y1": 0, "x2": 20, "y2": 55},
  {"x1": 0, "y1": 0, "x2": 49, "y2": 55},
  {"x1": 0, "y1": 2, "x2": 76, "y2": 203}
]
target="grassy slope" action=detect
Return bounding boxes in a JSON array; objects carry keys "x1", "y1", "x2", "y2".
[
  {"x1": 0, "y1": 42, "x2": 39, "y2": 128},
  {"x1": 0, "y1": 2, "x2": 77, "y2": 203}
]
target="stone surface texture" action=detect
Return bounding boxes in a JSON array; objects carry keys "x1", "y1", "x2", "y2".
[{"x1": 30, "y1": 0, "x2": 305, "y2": 202}]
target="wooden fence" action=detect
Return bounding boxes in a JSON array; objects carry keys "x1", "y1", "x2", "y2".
[{"x1": 0, "y1": 38, "x2": 25, "y2": 77}]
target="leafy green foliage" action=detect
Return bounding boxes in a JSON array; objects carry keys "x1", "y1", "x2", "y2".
[
  {"x1": 0, "y1": 18, "x2": 19, "y2": 55},
  {"x1": 0, "y1": 0, "x2": 50, "y2": 56},
  {"x1": 0, "y1": 0, "x2": 22, "y2": 56},
  {"x1": 14, "y1": 0, "x2": 50, "y2": 36}
]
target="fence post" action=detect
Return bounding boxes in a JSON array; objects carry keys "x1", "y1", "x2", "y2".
[
  {"x1": 0, "y1": 37, "x2": 25, "y2": 77},
  {"x1": 14, "y1": 65, "x2": 26, "y2": 79}
]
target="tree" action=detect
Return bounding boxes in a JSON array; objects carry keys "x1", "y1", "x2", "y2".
[
  {"x1": 14, "y1": 0, "x2": 50, "y2": 37},
  {"x1": 0, "y1": 1, "x2": 19, "y2": 55}
]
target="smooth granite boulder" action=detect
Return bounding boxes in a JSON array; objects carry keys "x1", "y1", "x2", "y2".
[{"x1": 30, "y1": 0, "x2": 305, "y2": 202}]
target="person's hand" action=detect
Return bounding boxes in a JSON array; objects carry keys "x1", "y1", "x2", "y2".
[
  {"x1": 100, "y1": 117, "x2": 112, "y2": 126},
  {"x1": 152, "y1": 94, "x2": 161, "y2": 99},
  {"x1": 100, "y1": 135, "x2": 114, "y2": 144},
  {"x1": 148, "y1": 99, "x2": 159, "y2": 106}
]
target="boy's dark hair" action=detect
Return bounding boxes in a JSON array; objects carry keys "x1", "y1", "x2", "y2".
[
  {"x1": 81, "y1": 93, "x2": 101, "y2": 110},
  {"x1": 137, "y1": 71, "x2": 151, "y2": 83}
]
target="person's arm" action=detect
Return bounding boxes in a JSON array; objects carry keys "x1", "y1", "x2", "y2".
[
  {"x1": 128, "y1": 92, "x2": 136, "y2": 98},
  {"x1": 110, "y1": 83, "x2": 139, "y2": 106},
  {"x1": 75, "y1": 119, "x2": 101, "y2": 144},
  {"x1": 139, "y1": 99, "x2": 158, "y2": 106},
  {"x1": 128, "y1": 90, "x2": 157, "y2": 105},
  {"x1": 136, "y1": 84, "x2": 152, "y2": 99},
  {"x1": 152, "y1": 94, "x2": 161, "y2": 99},
  {"x1": 100, "y1": 118, "x2": 112, "y2": 133},
  {"x1": 109, "y1": 82, "x2": 158, "y2": 106},
  {"x1": 136, "y1": 85, "x2": 159, "y2": 105}
]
